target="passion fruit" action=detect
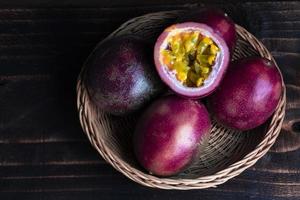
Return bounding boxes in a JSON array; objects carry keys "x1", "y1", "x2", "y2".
[
  {"x1": 208, "y1": 57, "x2": 282, "y2": 131},
  {"x1": 85, "y1": 35, "x2": 165, "y2": 115},
  {"x1": 154, "y1": 22, "x2": 229, "y2": 99},
  {"x1": 133, "y1": 95, "x2": 211, "y2": 176},
  {"x1": 179, "y1": 8, "x2": 237, "y2": 51}
]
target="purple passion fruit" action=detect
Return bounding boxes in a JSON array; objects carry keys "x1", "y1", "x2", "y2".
[
  {"x1": 154, "y1": 22, "x2": 229, "y2": 99},
  {"x1": 179, "y1": 8, "x2": 237, "y2": 51},
  {"x1": 85, "y1": 35, "x2": 165, "y2": 115},
  {"x1": 208, "y1": 57, "x2": 282, "y2": 131},
  {"x1": 133, "y1": 95, "x2": 211, "y2": 176}
]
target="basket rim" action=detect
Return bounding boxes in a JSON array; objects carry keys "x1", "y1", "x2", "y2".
[{"x1": 76, "y1": 11, "x2": 286, "y2": 189}]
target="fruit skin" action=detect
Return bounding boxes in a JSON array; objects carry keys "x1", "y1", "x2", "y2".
[
  {"x1": 154, "y1": 22, "x2": 229, "y2": 99},
  {"x1": 208, "y1": 57, "x2": 282, "y2": 131},
  {"x1": 133, "y1": 95, "x2": 211, "y2": 176},
  {"x1": 85, "y1": 35, "x2": 165, "y2": 115},
  {"x1": 179, "y1": 8, "x2": 237, "y2": 51}
]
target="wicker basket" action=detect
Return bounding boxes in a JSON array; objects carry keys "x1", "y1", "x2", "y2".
[{"x1": 76, "y1": 11, "x2": 286, "y2": 190}]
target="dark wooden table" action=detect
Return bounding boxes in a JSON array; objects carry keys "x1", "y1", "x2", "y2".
[{"x1": 0, "y1": 0, "x2": 299, "y2": 199}]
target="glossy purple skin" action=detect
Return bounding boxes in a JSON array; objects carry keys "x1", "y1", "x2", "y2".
[
  {"x1": 208, "y1": 57, "x2": 282, "y2": 131},
  {"x1": 133, "y1": 95, "x2": 211, "y2": 176},
  {"x1": 85, "y1": 36, "x2": 164, "y2": 115},
  {"x1": 154, "y1": 22, "x2": 229, "y2": 99},
  {"x1": 179, "y1": 8, "x2": 237, "y2": 51}
]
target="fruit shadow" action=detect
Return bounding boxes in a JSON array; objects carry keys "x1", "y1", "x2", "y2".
[{"x1": 95, "y1": 109, "x2": 140, "y2": 167}]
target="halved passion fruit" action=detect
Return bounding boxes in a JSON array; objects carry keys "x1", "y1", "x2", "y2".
[{"x1": 154, "y1": 22, "x2": 229, "y2": 98}]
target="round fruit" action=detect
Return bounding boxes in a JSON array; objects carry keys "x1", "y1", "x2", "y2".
[
  {"x1": 179, "y1": 8, "x2": 237, "y2": 51},
  {"x1": 85, "y1": 35, "x2": 165, "y2": 115},
  {"x1": 208, "y1": 57, "x2": 282, "y2": 131},
  {"x1": 133, "y1": 95, "x2": 211, "y2": 176},
  {"x1": 154, "y1": 22, "x2": 230, "y2": 99}
]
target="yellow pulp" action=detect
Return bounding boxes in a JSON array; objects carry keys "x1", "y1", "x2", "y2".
[{"x1": 161, "y1": 31, "x2": 219, "y2": 87}]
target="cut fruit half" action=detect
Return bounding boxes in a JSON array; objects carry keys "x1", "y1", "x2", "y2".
[{"x1": 154, "y1": 22, "x2": 229, "y2": 99}]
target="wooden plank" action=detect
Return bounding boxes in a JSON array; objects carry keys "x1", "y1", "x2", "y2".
[
  {"x1": 0, "y1": 0, "x2": 201, "y2": 8},
  {"x1": 0, "y1": 2, "x2": 296, "y2": 21},
  {"x1": 0, "y1": 44, "x2": 94, "y2": 56},
  {"x1": 0, "y1": 5, "x2": 168, "y2": 22},
  {"x1": 0, "y1": 155, "x2": 298, "y2": 192},
  {"x1": 0, "y1": 177, "x2": 115, "y2": 192},
  {"x1": 241, "y1": 2, "x2": 300, "y2": 35},
  {"x1": 260, "y1": 38, "x2": 300, "y2": 53},
  {"x1": 274, "y1": 54, "x2": 300, "y2": 85},
  {"x1": 244, "y1": 1, "x2": 300, "y2": 11},
  {"x1": 0, "y1": 33, "x2": 107, "y2": 46},
  {"x1": 0, "y1": 79, "x2": 87, "y2": 142},
  {"x1": 0, "y1": 142, "x2": 102, "y2": 166},
  {"x1": 0, "y1": 0, "x2": 182, "y2": 6},
  {"x1": 0, "y1": 0, "x2": 295, "y2": 8},
  {"x1": 0, "y1": 164, "x2": 110, "y2": 177},
  {"x1": 259, "y1": 30, "x2": 300, "y2": 38},
  {"x1": 0, "y1": 55, "x2": 89, "y2": 75},
  {"x1": 0, "y1": 174, "x2": 299, "y2": 199},
  {"x1": 0, "y1": 20, "x2": 122, "y2": 34},
  {"x1": 0, "y1": 6, "x2": 187, "y2": 20},
  {"x1": 252, "y1": 10, "x2": 300, "y2": 22},
  {"x1": 0, "y1": 192, "x2": 296, "y2": 200},
  {"x1": 0, "y1": 191, "x2": 295, "y2": 200},
  {"x1": 0, "y1": 7, "x2": 184, "y2": 20},
  {"x1": 257, "y1": 21, "x2": 300, "y2": 30}
]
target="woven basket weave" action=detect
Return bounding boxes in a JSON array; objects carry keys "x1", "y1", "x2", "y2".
[{"x1": 76, "y1": 11, "x2": 286, "y2": 190}]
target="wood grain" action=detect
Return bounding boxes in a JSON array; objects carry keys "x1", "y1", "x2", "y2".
[{"x1": 0, "y1": 1, "x2": 299, "y2": 199}]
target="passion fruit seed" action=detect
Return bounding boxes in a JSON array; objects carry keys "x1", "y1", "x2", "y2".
[{"x1": 161, "y1": 31, "x2": 219, "y2": 87}]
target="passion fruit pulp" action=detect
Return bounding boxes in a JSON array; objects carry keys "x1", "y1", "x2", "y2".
[
  {"x1": 154, "y1": 22, "x2": 229, "y2": 98},
  {"x1": 161, "y1": 31, "x2": 220, "y2": 87}
]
